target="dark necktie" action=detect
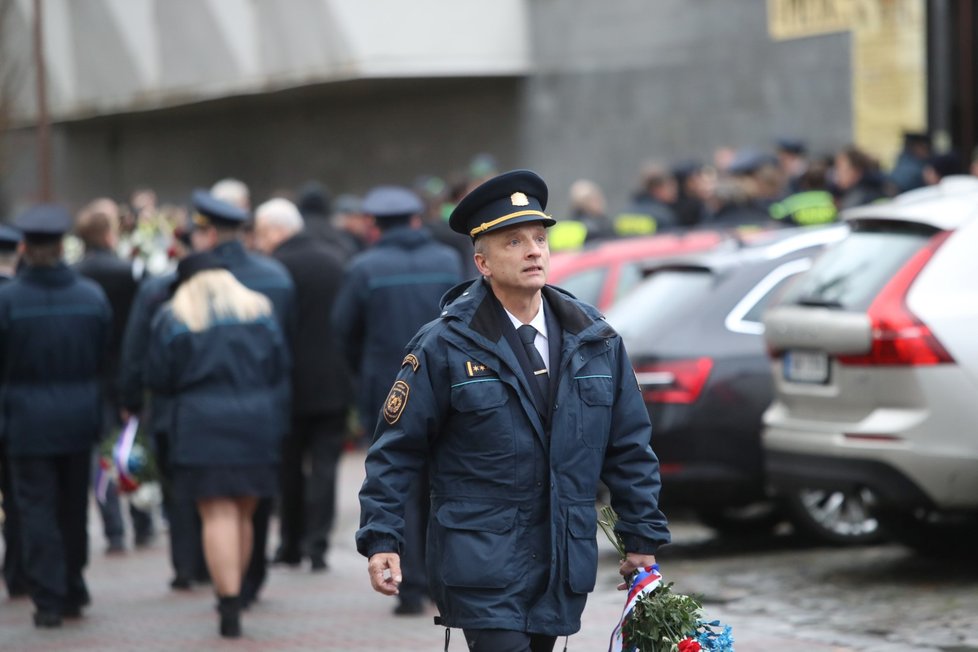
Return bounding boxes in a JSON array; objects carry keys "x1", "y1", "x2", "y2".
[{"x1": 517, "y1": 324, "x2": 550, "y2": 400}]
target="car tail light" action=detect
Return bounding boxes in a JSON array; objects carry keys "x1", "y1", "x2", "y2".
[
  {"x1": 837, "y1": 231, "x2": 954, "y2": 367},
  {"x1": 636, "y1": 357, "x2": 713, "y2": 404}
]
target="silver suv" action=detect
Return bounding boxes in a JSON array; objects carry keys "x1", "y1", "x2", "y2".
[{"x1": 761, "y1": 176, "x2": 978, "y2": 554}]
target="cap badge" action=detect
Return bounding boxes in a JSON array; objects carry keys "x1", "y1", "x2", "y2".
[{"x1": 510, "y1": 192, "x2": 529, "y2": 207}]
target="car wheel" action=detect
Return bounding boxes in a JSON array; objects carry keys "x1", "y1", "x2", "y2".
[
  {"x1": 784, "y1": 487, "x2": 881, "y2": 545},
  {"x1": 694, "y1": 502, "x2": 783, "y2": 537},
  {"x1": 875, "y1": 509, "x2": 978, "y2": 558}
]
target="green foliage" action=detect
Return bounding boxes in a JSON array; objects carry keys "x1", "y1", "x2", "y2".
[{"x1": 624, "y1": 583, "x2": 702, "y2": 652}]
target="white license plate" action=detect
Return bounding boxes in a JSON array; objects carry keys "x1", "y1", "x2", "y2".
[{"x1": 783, "y1": 350, "x2": 829, "y2": 384}]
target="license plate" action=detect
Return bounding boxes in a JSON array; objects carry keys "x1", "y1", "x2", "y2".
[{"x1": 783, "y1": 350, "x2": 829, "y2": 384}]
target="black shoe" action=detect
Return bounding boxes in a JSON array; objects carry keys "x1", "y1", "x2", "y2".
[
  {"x1": 309, "y1": 556, "x2": 328, "y2": 572},
  {"x1": 134, "y1": 532, "x2": 155, "y2": 548},
  {"x1": 170, "y1": 576, "x2": 193, "y2": 591},
  {"x1": 393, "y1": 598, "x2": 425, "y2": 616},
  {"x1": 33, "y1": 611, "x2": 62, "y2": 628},
  {"x1": 105, "y1": 541, "x2": 125, "y2": 555},
  {"x1": 217, "y1": 595, "x2": 241, "y2": 638},
  {"x1": 271, "y1": 546, "x2": 301, "y2": 567},
  {"x1": 61, "y1": 604, "x2": 83, "y2": 618}
]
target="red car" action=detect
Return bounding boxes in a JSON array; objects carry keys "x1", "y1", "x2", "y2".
[{"x1": 548, "y1": 231, "x2": 729, "y2": 311}]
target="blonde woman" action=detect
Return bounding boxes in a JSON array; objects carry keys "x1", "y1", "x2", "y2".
[{"x1": 146, "y1": 252, "x2": 288, "y2": 638}]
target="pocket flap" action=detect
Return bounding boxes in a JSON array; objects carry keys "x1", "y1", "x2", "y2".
[
  {"x1": 436, "y1": 502, "x2": 518, "y2": 534},
  {"x1": 567, "y1": 505, "x2": 598, "y2": 539},
  {"x1": 577, "y1": 376, "x2": 614, "y2": 406},
  {"x1": 451, "y1": 380, "x2": 508, "y2": 412}
]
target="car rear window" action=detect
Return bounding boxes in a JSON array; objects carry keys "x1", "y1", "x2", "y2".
[
  {"x1": 555, "y1": 267, "x2": 606, "y2": 307},
  {"x1": 606, "y1": 269, "x2": 713, "y2": 339},
  {"x1": 778, "y1": 223, "x2": 937, "y2": 311}
]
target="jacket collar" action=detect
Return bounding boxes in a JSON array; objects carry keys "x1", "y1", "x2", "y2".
[
  {"x1": 441, "y1": 278, "x2": 613, "y2": 344},
  {"x1": 20, "y1": 262, "x2": 75, "y2": 287},
  {"x1": 375, "y1": 225, "x2": 433, "y2": 250}
]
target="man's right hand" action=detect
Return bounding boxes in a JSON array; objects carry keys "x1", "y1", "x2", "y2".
[{"x1": 368, "y1": 552, "x2": 402, "y2": 596}]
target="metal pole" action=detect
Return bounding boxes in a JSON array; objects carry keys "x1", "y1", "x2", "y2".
[{"x1": 32, "y1": 0, "x2": 50, "y2": 201}]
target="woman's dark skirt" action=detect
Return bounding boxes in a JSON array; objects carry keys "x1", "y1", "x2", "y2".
[{"x1": 174, "y1": 464, "x2": 278, "y2": 501}]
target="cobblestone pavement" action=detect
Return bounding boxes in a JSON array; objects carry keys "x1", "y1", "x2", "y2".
[{"x1": 2, "y1": 450, "x2": 977, "y2": 651}]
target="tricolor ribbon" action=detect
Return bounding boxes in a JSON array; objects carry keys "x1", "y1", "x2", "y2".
[
  {"x1": 609, "y1": 563, "x2": 662, "y2": 652},
  {"x1": 113, "y1": 416, "x2": 140, "y2": 493}
]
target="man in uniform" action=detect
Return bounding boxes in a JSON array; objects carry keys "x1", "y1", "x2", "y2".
[
  {"x1": 0, "y1": 225, "x2": 28, "y2": 598},
  {"x1": 357, "y1": 170, "x2": 670, "y2": 652},
  {"x1": 334, "y1": 185, "x2": 462, "y2": 615},
  {"x1": 0, "y1": 205, "x2": 112, "y2": 627}
]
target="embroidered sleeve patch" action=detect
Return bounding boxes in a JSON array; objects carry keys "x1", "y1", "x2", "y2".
[
  {"x1": 383, "y1": 380, "x2": 411, "y2": 425},
  {"x1": 401, "y1": 353, "x2": 420, "y2": 373}
]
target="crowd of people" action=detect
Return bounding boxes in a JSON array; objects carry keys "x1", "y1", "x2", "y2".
[{"x1": 0, "y1": 132, "x2": 972, "y2": 645}]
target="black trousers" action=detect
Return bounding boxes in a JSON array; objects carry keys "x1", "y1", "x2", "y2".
[
  {"x1": 277, "y1": 411, "x2": 346, "y2": 560},
  {"x1": 8, "y1": 450, "x2": 91, "y2": 613},
  {"x1": 0, "y1": 446, "x2": 27, "y2": 595},
  {"x1": 154, "y1": 432, "x2": 207, "y2": 581},
  {"x1": 462, "y1": 629, "x2": 558, "y2": 652}
]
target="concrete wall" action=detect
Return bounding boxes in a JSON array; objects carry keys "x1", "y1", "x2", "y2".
[
  {"x1": 2, "y1": 77, "x2": 522, "y2": 212},
  {"x1": 521, "y1": 0, "x2": 853, "y2": 218},
  {"x1": 2, "y1": 0, "x2": 857, "y2": 218}
]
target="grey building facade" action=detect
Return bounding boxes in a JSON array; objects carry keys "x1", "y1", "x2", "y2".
[{"x1": 1, "y1": 0, "x2": 890, "y2": 218}]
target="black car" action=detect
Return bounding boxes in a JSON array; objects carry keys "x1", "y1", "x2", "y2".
[{"x1": 606, "y1": 225, "x2": 878, "y2": 543}]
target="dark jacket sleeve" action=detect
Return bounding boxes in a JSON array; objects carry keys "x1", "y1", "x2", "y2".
[
  {"x1": 144, "y1": 310, "x2": 176, "y2": 395},
  {"x1": 355, "y1": 326, "x2": 447, "y2": 558},
  {"x1": 332, "y1": 265, "x2": 368, "y2": 373},
  {"x1": 601, "y1": 337, "x2": 671, "y2": 554},
  {"x1": 118, "y1": 278, "x2": 163, "y2": 411}
]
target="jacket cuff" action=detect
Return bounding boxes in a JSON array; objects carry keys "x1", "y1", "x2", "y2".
[
  {"x1": 619, "y1": 532, "x2": 660, "y2": 555},
  {"x1": 364, "y1": 537, "x2": 400, "y2": 558}
]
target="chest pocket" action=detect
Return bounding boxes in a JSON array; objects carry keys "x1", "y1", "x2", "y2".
[
  {"x1": 450, "y1": 379, "x2": 514, "y2": 455},
  {"x1": 576, "y1": 374, "x2": 614, "y2": 449}
]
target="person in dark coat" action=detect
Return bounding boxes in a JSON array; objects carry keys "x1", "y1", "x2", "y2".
[
  {"x1": 295, "y1": 180, "x2": 358, "y2": 262},
  {"x1": 119, "y1": 268, "x2": 208, "y2": 591},
  {"x1": 0, "y1": 205, "x2": 112, "y2": 628},
  {"x1": 73, "y1": 198, "x2": 155, "y2": 552},
  {"x1": 334, "y1": 185, "x2": 462, "y2": 615},
  {"x1": 0, "y1": 225, "x2": 28, "y2": 598},
  {"x1": 834, "y1": 145, "x2": 888, "y2": 210},
  {"x1": 146, "y1": 251, "x2": 289, "y2": 639},
  {"x1": 253, "y1": 198, "x2": 352, "y2": 571},
  {"x1": 357, "y1": 170, "x2": 670, "y2": 652}
]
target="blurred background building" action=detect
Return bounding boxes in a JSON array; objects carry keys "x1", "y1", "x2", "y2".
[{"x1": 0, "y1": 0, "x2": 974, "y2": 217}]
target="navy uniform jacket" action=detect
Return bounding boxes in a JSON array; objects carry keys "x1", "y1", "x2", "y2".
[
  {"x1": 145, "y1": 307, "x2": 289, "y2": 466},
  {"x1": 0, "y1": 264, "x2": 111, "y2": 456},
  {"x1": 356, "y1": 279, "x2": 670, "y2": 636},
  {"x1": 120, "y1": 240, "x2": 296, "y2": 436},
  {"x1": 332, "y1": 226, "x2": 461, "y2": 432}
]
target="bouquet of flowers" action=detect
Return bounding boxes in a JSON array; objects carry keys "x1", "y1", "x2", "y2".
[
  {"x1": 96, "y1": 417, "x2": 162, "y2": 511},
  {"x1": 599, "y1": 506, "x2": 734, "y2": 652}
]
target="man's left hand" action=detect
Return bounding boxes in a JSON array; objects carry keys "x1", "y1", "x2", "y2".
[{"x1": 617, "y1": 552, "x2": 657, "y2": 591}]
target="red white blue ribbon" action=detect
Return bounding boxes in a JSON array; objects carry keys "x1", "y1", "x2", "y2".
[
  {"x1": 609, "y1": 563, "x2": 662, "y2": 652},
  {"x1": 113, "y1": 416, "x2": 140, "y2": 493}
]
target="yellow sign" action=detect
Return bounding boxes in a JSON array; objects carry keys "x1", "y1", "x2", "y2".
[{"x1": 767, "y1": 0, "x2": 926, "y2": 166}]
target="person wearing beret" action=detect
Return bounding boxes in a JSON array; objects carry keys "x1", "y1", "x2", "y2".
[
  {"x1": 0, "y1": 224, "x2": 29, "y2": 599},
  {"x1": 356, "y1": 170, "x2": 670, "y2": 651},
  {"x1": 0, "y1": 205, "x2": 112, "y2": 628},
  {"x1": 145, "y1": 251, "x2": 289, "y2": 638},
  {"x1": 333, "y1": 185, "x2": 463, "y2": 616}
]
